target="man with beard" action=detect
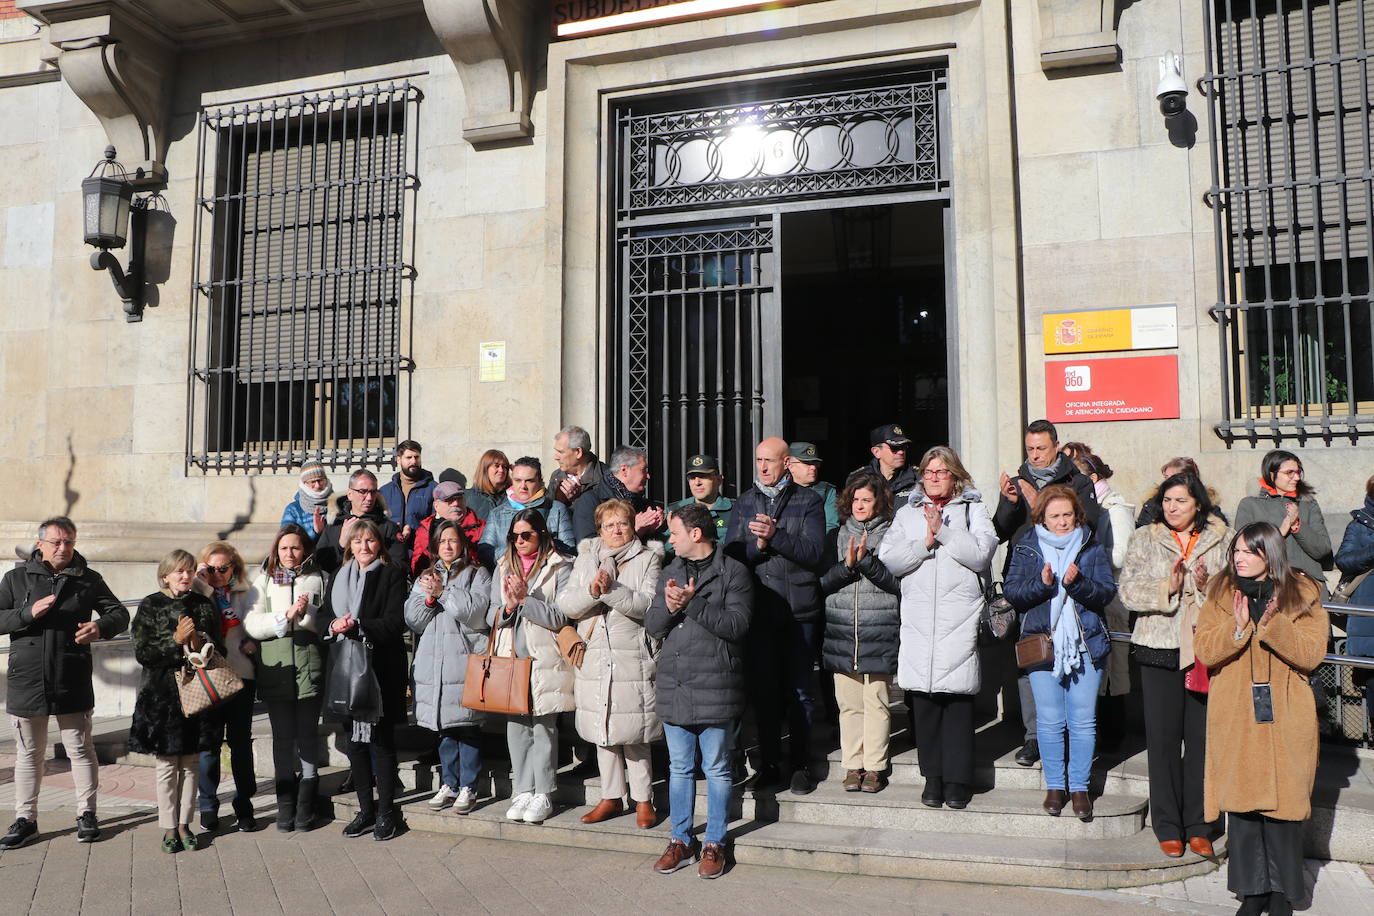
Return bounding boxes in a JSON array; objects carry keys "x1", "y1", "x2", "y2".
[
  {"x1": 725, "y1": 437, "x2": 825, "y2": 795},
  {"x1": 992, "y1": 418, "x2": 1101, "y2": 767},
  {"x1": 379, "y1": 440, "x2": 437, "y2": 545}
]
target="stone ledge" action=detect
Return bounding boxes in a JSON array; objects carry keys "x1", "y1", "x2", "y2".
[{"x1": 0, "y1": 520, "x2": 281, "y2": 562}]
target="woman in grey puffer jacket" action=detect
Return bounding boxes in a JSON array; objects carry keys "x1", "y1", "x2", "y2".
[
  {"x1": 878, "y1": 447, "x2": 998, "y2": 810},
  {"x1": 820, "y1": 473, "x2": 901, "y2": 793},
  {"x1": 404, "y1": 520, "x2": 492, "y2": 815}
]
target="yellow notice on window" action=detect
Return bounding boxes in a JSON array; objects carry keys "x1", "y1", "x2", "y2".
[
  {"x1": 1042, "y1": 304, "x2": 1177, "y2": 354},
  {"x1": 479, "y1": 341, "x2": 506, "y2": 382}
]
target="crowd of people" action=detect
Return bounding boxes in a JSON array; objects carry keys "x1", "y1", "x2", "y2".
[{"x1": 1, "y1": 425, "x2": 1369, "y2": 907}]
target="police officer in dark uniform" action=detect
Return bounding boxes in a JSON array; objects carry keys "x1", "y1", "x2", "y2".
[{"x1": 788, "y1": 442, "x2": 838, "y2": 535}]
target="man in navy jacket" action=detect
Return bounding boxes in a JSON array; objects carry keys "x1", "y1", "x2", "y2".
[{"x1": 725, "y1": 437, "x2": 825, "y2": 794}]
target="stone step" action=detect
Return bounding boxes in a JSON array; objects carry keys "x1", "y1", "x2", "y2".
[{"x1": 328, "y1": 788, "x2": 1221, "y2": 890}]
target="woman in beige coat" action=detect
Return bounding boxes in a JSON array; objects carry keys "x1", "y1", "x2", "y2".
[
  {"x1": 486, "y1": 509, "x2": 573, "y2": 826},
  {"x1": 1118, "y1": 473, "x2": 1233, "y2": 858},
  {"x1": 1195, "y1": 522, "x2": 1328, "y2": 916},
  {"x1": 560, "y1": 500, "x2": 665, "y2": 828}
]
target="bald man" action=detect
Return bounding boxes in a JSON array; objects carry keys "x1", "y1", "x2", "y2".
[{"x1": 725, "y1": 436, "x2": 826, "y2": 795}]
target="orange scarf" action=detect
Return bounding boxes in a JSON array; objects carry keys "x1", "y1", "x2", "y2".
[{"x1": 1257, "y1": 477, "x2": 1301, "y2": 532}]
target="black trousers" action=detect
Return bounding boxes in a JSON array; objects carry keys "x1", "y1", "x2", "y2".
[
  {"x1": 747, "y1": 612, "x2": 820, "y2": 771},
  {"x1": 907, "y1": 691, "x2": 974, "y2": 786},
  {"x1": 1227, "y1": 811, "x2": 1307, "y2": 898},
  {"x1": 346, "y1": 715, "x2": 397, "y2": 819},
  {"x1": 1139, "y1": 663, "x2": 1218, "y2": 842}
]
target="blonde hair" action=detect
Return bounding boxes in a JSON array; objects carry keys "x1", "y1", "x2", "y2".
[
  {"x1": 157, "y1": 549, "x2": 196, "y2": 595},
  {"x1": 198, "y1": 541, "x2": 246, "y2": 584},
  {"x1": 917, "y1": 446, "x2": 974, "y2": 496},
  {"x1": 595, "y1": 499, "x2": 635, "y2": 530}
]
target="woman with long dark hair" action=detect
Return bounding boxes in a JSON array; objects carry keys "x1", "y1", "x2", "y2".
[
  {"x1": 1195, "y1": 522, "x2": 1328, "y2": 916},
  {"x1": 1234, "y1": 450, "x2": 1333, "y2": 589},
  {"x1": 487, "y1": 508, "x2": 574, "y2": 826},
  {"x1": 1119, "y1": 474, "x2": 1233, "y2": 857},
  {"x1": 243, "y1": 524, "x2": 329, "y2": 831}
]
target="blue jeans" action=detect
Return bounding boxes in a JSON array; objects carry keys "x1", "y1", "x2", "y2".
[
  {"x1": 199, "y1": 680, "x2": 257, "y2": 815},
  {"x1": 664, "y1": 723, "x2": 732, "y2": 846},
  {"x1": 1028, "y1": 662, "x2": 1103, "y2": 792},
  {"x1": 437, "y1": 727, "x2": 482, "y2": 791}
]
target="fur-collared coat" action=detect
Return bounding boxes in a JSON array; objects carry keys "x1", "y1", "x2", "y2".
[
  {"x1": 128, "y1": 591, "x2": 225, "y2": 756},
  {"x1": 1193, "y1": 576, "x2": 1328, "y2": 822}
]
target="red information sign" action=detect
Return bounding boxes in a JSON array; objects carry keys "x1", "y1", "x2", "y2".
[{"x1": 1044, "y1": 354, "x2": 1180, "y2": 423}]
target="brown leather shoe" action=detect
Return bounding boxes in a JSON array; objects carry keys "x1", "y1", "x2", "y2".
[
  {"x1": 580, "y1": 799, "x2": 624, "y2": 824},
  {"x1": 842, "y1": 770, "x2": 863, "y2": 792},
  {"x1": 654, "y1": 839, "x2": 699, "y2": 874},
  {"x1": 698, "y1": 842, "x2": 726, "y2": 879},
  {"x1": 860, "y1": 771, "x2": 886, "y2": 794},
  {"x1": 1187, "y1": 836, "x2": 1214, "y2": 857},
  {"x1": 635, "y1": 800, "x2": 656, "y2": 829},
  {"x1": 1158, "y1": 840, "x2": 1185, "y2": 858},
  {"x1": 1042, "y1": 789, "x2": 1066, "y2": 816},
  {"x1": 1070, "y1": 791, "x2": 1092, "y2": 821}
]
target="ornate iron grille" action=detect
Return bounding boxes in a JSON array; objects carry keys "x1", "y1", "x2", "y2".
[
  {"x1": 1204, "y1": 0, "x2": 1374, "y2": 441},
  {"x1": 187, "y1": 82, "x2": 421, "y2": 472},
  {"x1": 617, "y1": 70, "x2": 946, "y2": 217},
  {"x1": 619, "y1": 218, "x2": 775, "y2": 501}
]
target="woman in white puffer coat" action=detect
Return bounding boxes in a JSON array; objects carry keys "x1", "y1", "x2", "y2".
[{"x1": 878, "y1": 446, "x2": 998, "y2": 810}]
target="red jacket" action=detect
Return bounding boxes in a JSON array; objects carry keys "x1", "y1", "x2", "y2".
[{"x1": 410, "y1": 510, "x2": 485, "y2": 575}]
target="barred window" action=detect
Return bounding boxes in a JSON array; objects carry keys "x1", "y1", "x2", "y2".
[
  {"x1": 188, "y1": 83, "x2": 421, "y2": 472},
  {"x1": 1205, "y1": 0, "x2": 1374, "y2": 440}
]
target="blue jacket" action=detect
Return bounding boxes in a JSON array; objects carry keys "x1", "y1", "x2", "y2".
[
  {"x1": 478, "y1": 491, "x2": 575, "y2": 567},
  {"x1": 1335, "y1": 500, "x2": 1374, "y2": 657},
  {"x1": 1004, "y1": 529, "x2": 1116, "y2": 673},
  {"x1": 280, "y1": 494, "x2": 324, "y2": 540},
  {"x1": 380, "y1": 470, "x2": 437, "y2": 532}
]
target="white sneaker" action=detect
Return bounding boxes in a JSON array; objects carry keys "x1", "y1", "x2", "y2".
[
  {"x1": 505, "y1": 792, "x2": 533, "y2": 821},
  {"x1": 521, "y1": 793, "x2": 553, "y2": 824},
  {"x1": 452, "y1": 786, "x2": 476, "y2": 815},
  {"x1": 429, "y1": 785, "x2": 458, "y2": 810}
]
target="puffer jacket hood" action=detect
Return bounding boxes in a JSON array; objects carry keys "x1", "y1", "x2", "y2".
[
  {"x1": 819, "y1": 516, "x2": 901, "y2": 675},
  {"x1": 878, "y1": 487, "x2": 998, "y2": 694}
]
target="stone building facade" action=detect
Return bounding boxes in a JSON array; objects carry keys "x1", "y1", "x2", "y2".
[{"x1": 0, "y1": 0, "x2": 1370, "y2": 605}]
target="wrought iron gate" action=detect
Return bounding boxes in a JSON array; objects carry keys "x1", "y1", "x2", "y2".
[
  {"x1": 619, "y1": 218, "x2": 776, "y2": 500},
  {"x1": 612, "y1": 68, "x2": 948, "y2": 502}
]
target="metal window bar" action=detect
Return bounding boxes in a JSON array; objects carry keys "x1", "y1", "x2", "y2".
[
  {"x1": 187, "y1": 82, "x2": 422, "y2": 472},
  {"x1": 616, "y1": 69, "x2": 948, "y2": 220},
  {"x1": 1204, "y1": 0, "x2": 1374, "y2": 442}
]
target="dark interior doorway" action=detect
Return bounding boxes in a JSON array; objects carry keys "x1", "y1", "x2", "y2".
[{"x1": 780, "y1": 200, "x2": 950, "y2": 480}]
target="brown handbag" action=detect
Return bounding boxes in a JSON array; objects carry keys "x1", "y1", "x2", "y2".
[
  {"x1": 461, "y1": 622, "x2": 532, "y2": 715},
  {"x1": 556, "y1": 616, "x2": 598, "y2": 668},
  {"x1": 177, "y1": 642, "x2": 245, "y2": 716},
  {"x1": 1014, "y1": 633, "x2": 1054, "y2": 669}
]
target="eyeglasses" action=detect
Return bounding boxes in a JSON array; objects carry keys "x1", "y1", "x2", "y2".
[
  {"x1": 921, "y1": 469, "x2": 952, "y2": 480},
  {"x1": 206, "y1": 564, "x2": 233, "y2": 574},
  {"x1": 350, "y1": 487, "x2": 378, "y2": 496},
  {"x1": 513, "y1": 531, "x2": 538, "y2": 541},
  {"x1": 39, "y1": 538, "x2": 76, "y2": 548}
]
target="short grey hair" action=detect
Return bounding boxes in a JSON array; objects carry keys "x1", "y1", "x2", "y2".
[
  {"x1": 38, "y1": 516, "x2": 77, "y2": 540},
  {"x1": 558, "y1": 425, "x2": 592, "y2": 453},
  {"x1": 608, "y1": 446, "x2": 647, "y2": 475},
  {"x1": 348, "y1": 469, "x2": 378, "y2": 488}
]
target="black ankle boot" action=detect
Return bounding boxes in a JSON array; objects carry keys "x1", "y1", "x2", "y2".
[
  {"x1": 275, "y1": 778, "x2": 298, "y2": 832},
  {"x1": 1267, "y1": 892, "x2": 1293, "y2": 916},
  {"x1": 1235, "y1": 895, "x2": 1267, "y2": 916},
  {"x1": 295, "y1": 777, "x2": 319, "y2": 831}
]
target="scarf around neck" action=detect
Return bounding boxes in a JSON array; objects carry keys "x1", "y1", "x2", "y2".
[
  {"x1": 602, "y1": 472, "x2": 640, "y2": 506},
  {"x1": 298, "y1": 479, "x2": 334, "y2": 512},
  {"x1": 507, "y1": 487, "x2": 547, "y2": 509},
  {"x1": 755, "y1": 473, "x2": 792, "y2": 502},
  {"x1": 594, "y1": 536, "x2": 640, "y2": 580},
  {"x1": 1235, "y1": 574, "x2": 1275, "y2": 623},
  {"x1": 331, "y1": 557, "x2": 379, "y2": 624},
  {"x1": 1025, "y1": 455, "x2": 1067, "y2": 489},
  {"x1": 1035, "y1": 524, "x2": 1089, "y2": 678}
]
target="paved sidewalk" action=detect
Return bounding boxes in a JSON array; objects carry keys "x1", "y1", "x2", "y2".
[{"x1": 1, "y1": 753, "x2": 1372, "y2": 914}]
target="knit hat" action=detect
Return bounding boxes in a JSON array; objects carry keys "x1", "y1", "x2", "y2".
[{"x1": 300, "y1": 460, "x2": 327, "y2": 482}]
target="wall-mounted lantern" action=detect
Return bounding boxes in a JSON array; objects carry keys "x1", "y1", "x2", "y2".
[{"x1": 82, "y1": 146, "x2": 147, "y2": 322}]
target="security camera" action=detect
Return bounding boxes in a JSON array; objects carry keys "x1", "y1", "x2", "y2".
[{"x1": 1157, "y1": 52, "x2": 1187, "y2": 118}]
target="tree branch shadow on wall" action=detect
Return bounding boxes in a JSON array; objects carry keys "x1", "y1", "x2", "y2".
[
  {"x1": 63, "y1": 434, "x2": 80, "y2": 517},
  {"x1": 215, "y1": 477, "x2": 257, "y2": 540}
]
